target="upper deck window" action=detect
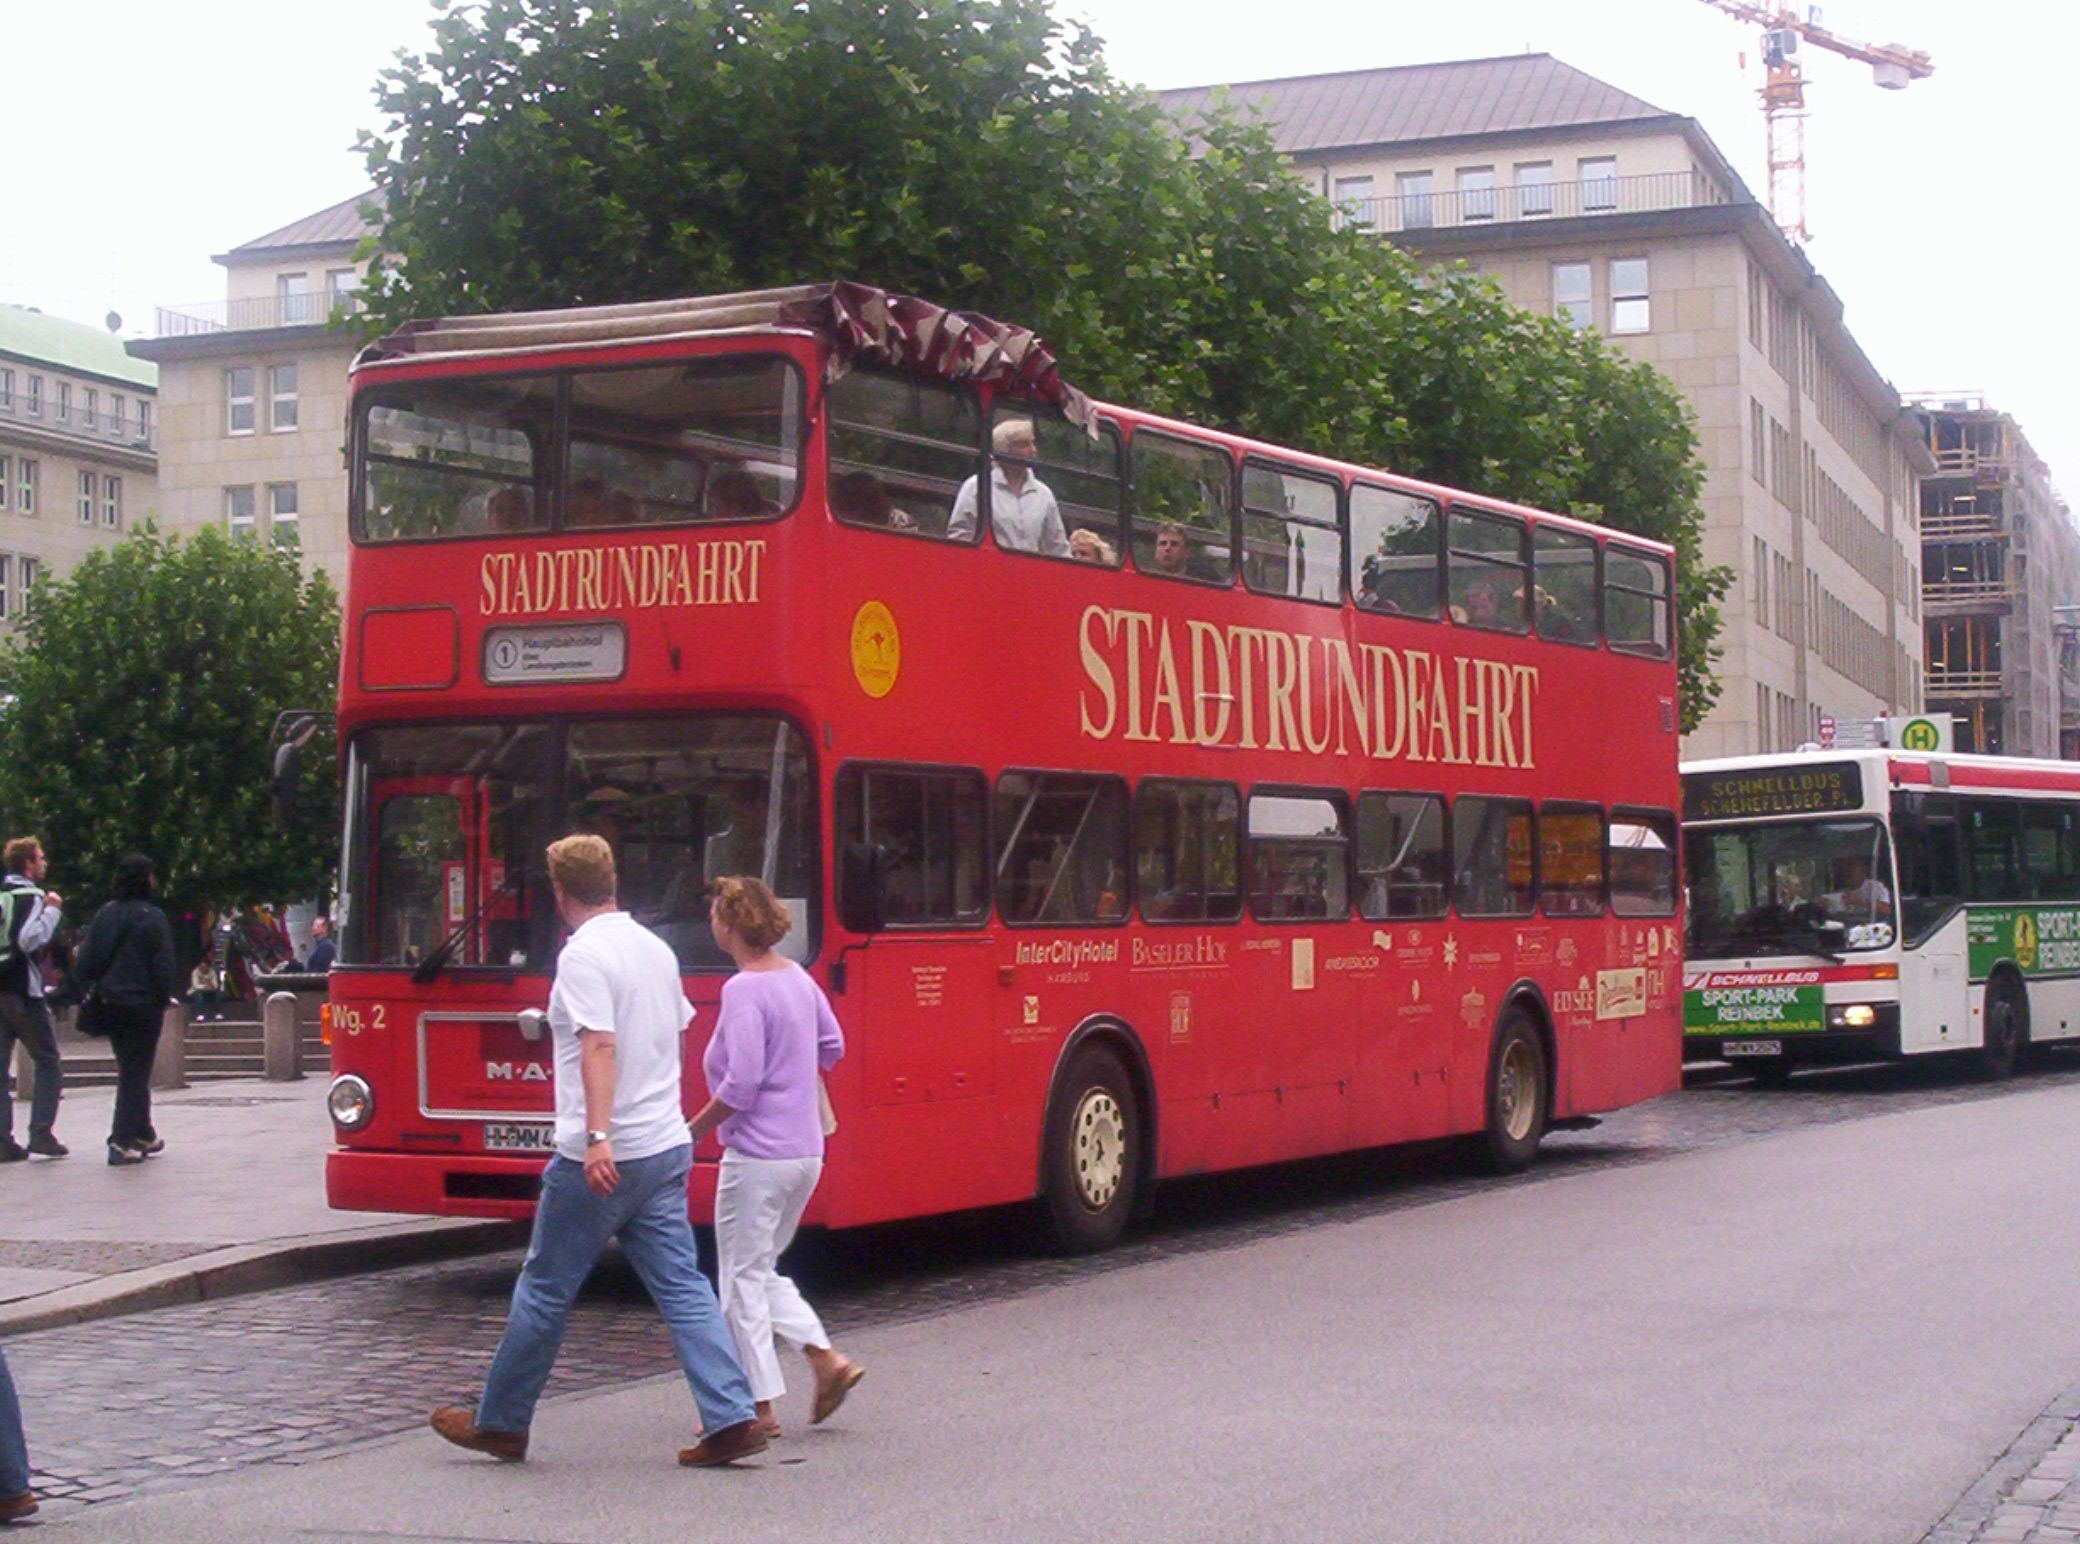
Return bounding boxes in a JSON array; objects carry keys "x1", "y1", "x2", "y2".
[
  {"x1": 1448, "y1": 508, "x2": 1531, "y2": 634},
  {"x1": 566, "y1": 358, "x2": 801, "y2": 528},
  {"x1": 1351, "y1": 486, "x2": 1441, "y2": 619},
  {"x1": 356, "y1": 355, "x2": 802, "y2": 543},
  {"x1": 827, "y1": 370, "x2": 983, "y2": 541},
  {"x1": 1130, "y1": 432, "x2": 1233, "y2": 585},
  {"x1": 987, "y1": 404, "x2": 1124, "y2": 566},
  {"x1": 1241, "y1": 461, "x2": 1342, "y2": 604},
  {"x1": 1605, "y1": 545, "x2": 1671, "y2": 658},
  {"x1": 1533, "y1": 526, "x2": 1599, "y2": 646}
]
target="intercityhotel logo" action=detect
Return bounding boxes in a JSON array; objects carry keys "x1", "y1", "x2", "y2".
[
  {"x1": 478, "y1": 538, "x2": 769, "y2": 618},
  {"x1": 1076, "y1": 604, "x2": 1543, "y2": 767}
]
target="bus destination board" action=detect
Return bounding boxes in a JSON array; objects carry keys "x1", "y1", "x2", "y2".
[{"x1": 1682, "y1": 762, "x2": 1864, "y2": 822}]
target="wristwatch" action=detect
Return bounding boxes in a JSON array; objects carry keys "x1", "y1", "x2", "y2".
[{"x1": 586, "y1": 1129, "x2": 610, "y2": 1145}]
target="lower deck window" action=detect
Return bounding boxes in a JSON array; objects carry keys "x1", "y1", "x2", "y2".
[
  {"x1": 839, "y1": 764, "x2": 988, "y2": 926},
  {"x1": 1135, "y1": 779, "x2": 1241, "y2": 922},
  {"x1": 1247, "y1": 790, "x2": 1349, "y2": 920},
  {"x1": 1453, "y1": 795, "x2": 1535, "y2": 916}
]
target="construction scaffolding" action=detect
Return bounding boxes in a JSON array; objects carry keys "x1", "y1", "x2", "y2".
[{"x1": 1911, "y1": 395, "x2": 2080, "y2": 757}]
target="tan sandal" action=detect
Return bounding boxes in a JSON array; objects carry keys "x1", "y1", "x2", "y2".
[{"x1": 811, "y1": 1361, "x2": 865, "y2": 1425}]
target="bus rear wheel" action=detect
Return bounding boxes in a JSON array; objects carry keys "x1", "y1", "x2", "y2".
[
  {"x1": 1040, "y1": 1044, "x2": 1140, "y2": 1255},
  {"x1": 1470, "y1": 1008, "x2": 1549, "y2": 1174},
  {"x1": 1978, "y1": 977, "x2": 2028, "y2": 1080}
]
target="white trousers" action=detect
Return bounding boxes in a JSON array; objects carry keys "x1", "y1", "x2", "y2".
[{"x1": 714, "y1": 1151, "x2": 829, "y2": 1403}]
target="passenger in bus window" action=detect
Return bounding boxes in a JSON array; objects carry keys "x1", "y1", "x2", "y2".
[
  {"x1": 1068, "y1": 528, "x2": 1117, "y2": 565},
  {"x1": 1148, "y1": 522, "x2": 1224, "y2": 583},
  {"x1": 829, "y1": 470, "x2": 916, "y2": 532},
  {"x1": 706, "y1": 467, "x2": 775, "y2": 520},
  {"x1": 486, "y1": 485, "x2": 534, "y2": 533},
  {"x1": 948, "y1": 420, "x2": 1069, "y2": 556}
]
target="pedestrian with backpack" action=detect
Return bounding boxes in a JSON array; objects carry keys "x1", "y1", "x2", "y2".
[
  {"x1": 0, "y1": 837, "x2": 65, "y2": 1163},
  {"x1": 73, "y1": 856, "x2": 177, "y2": 1166}
]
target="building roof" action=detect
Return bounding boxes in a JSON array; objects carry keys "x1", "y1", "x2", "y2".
[
  {"x1": 1155, "y1": 53, "x2": 1675, "y2": 155},
  {"x1": 0, "y1": 304, "x2": 156, "y2": 389},
  {"x1": 218, "y1": 188, "x2": 383, "y2": 261}
]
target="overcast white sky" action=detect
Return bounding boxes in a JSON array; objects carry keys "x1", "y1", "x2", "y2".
[{"x1": 11, "y1": 0, "x2": 2076, "y2": 506}]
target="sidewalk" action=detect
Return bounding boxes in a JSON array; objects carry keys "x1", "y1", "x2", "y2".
[{"x1": 0, "y1": 1075, "x2": 520, "y2": 1334}]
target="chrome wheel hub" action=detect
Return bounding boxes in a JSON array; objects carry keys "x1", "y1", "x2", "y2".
[
  {"x1": 1071, "y1": 1088, "x2": 1125, "y2": 1211},
  {"x1": 1497, "y1": 1040, "x2": 1539, "y2": 1144}
]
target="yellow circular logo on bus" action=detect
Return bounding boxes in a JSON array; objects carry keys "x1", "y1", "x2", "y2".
[
  {"x1": 850, "y1": 601, "x2": 900, "y2": 699},
  {"x1": 2014, "y1": 913, "x2": 2039, "y2": 972}
]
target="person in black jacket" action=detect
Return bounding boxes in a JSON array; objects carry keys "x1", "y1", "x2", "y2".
[{"x1": 74, "y1": 855, "x2": 177, "y2": 1167}]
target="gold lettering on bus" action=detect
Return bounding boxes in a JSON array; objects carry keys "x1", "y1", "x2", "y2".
[
  {"x1": 477, "y1": 539, "x2": 768, "y2": 619},
  {"x1": 1075, "y1": 605, "x2": 1540, "y2": 769}
]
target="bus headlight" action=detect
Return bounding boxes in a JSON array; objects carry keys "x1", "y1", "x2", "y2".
[
  {"x1": 1830, "y1": 1003, "x2": 1879, "y2": 1029},
  {"x1": 327, "y1": 1074, "x2": 374, "y2": 1131}
]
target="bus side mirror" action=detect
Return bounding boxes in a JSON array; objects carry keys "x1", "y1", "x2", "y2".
[
  {"x1": 838, "y1": 842, "x2": 886, "y2": 935},
  {"x1": 270, "y1": 738, "x2": 302, "y2": 829}
]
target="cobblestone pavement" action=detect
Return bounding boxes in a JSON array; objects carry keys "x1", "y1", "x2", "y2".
[
  {"x1": 15, "y1": 1051, "x2": 2080, "y2": 1519},
  {"x1": 1924, "y1": 1379, "x2": 2080, "y2": 1543}
]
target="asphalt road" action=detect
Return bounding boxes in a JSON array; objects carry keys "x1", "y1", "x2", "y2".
[{"x1": 19, "y1": 1054, "x2": 2080, "y2": 1542}]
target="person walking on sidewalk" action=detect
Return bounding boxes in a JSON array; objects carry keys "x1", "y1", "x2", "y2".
[
  {"x1": 431, "y1": 834, "x2": 767, "y2": 1469},
  {"x1": 0, "y1": 837, "x2": 65, "y2": 1162},
  {"x1": 691, "y1": 876, "x2": 863, "y2": 1439},
  {"x1": 74, "y1": 855, "x2": 178, "y2": 1166},
  {"x1": 0, "y1": 1344, "x2": 34, "y2": 1523}
]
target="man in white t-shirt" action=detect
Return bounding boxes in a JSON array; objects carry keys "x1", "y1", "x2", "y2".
[
  {"x1": 947, "y1": 419, "x2": 1070, "y2": 555},
  {"x1": 431, "y1": 835, "x2": 767, "y2": 1469}
]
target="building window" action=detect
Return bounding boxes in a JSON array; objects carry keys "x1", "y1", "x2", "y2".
[
  {"x1": 1396, "y1": 170, "x2": 1434, "y2": 230},
  {"x1": 1580, "y1": 156, "x2": 1618, "y2": 212},
  {"x1": 55, "y1": 383, "x2": 70, "y2": 423},
  {"x1": 81, "y1": 388, "x2": 97, "y2": 430},
  {"x1": 0, "y1": 456, "x2": 8, "y2": 513},
  {"x1": 0, "y1": 556, "x2": 12, "y2": 620},
  {"x1": 1752, "y1": 537, "x2": 1768, "y2": 622},
  {"x1": 225, "y1": 367, "x2": 255, "y2": 435},
  {"x1": 277, "y1": 272, "x2": 313, "y2": 325},
  {"x1": 103, "y1": 475, "x2": 121, "y2": 529},
  {"x1": 18, "y1": 460, "x2": 35, "y2": 515},
  {"x1": 19, "y1": 558, "x2": 38, "y2": 609},
  {"x1": 326, "y1": 267, "x2": 359, "y2": 312},
  {"x1": 1331, "y1": 175, "x2": 1375, "y2": 229},
  {"x1": 110, "y1": 394, "x2": 124, "y2": 437},
  {"x1": 225, "y1": 485, "x2": 257, "y2": 543},
  {"x1": 268, "y1": 483, "x2": 300, "y2": 552},
  {"x1": 1750, "y1": 399, "x2": 1766, "y2": 485},
  {"x1": 1515, "y1": 161, "x2": 1554, "y2": 217},
  {"x1": 25, "y1": 376, "x2": 41, "y2": 417},
  {"x1": 1457, "y1": 165, "x2": 1495, "y2": 221},
  {"x1": 269, "y1": 363, "x2": 299, "y2": 431},
  {"x1": 1552, "y1": 262, "x2": 1592, "y2": 330},
  {"x1": 138, "y1": 400, "x2": 152, "y2": 443},
  {"x1": 0, "y1": 369, "x2": 11, "y2": 409},
  {"x1": 1610, "y1": 257, "x2": 1650, "y2": 332},
  {"x1": 77, "y1": 471, "x2": 95, "y2": 524}
]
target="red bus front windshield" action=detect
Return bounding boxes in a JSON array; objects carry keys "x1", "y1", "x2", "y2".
[{"x1": 339, "y1": 715, "x2": 817, "y2": 973}]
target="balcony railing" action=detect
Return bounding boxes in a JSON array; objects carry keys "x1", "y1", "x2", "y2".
[
  {"x1": 1333, "y1": 170, "x2": 1734, "y2": 236},
  {"x1": 154, "y1": 291, "x2": 365, "y2": 337},
  {"x1": 1925, "y1": 579, "x2": 2014, "y2": 612},
  {"x1": 1921, "y1": 512, "x2": 2004, "y2": 539},
  {"x1": 0, "y1": 391, "x2": 154, "y2": 452},
  {"x1": 1926, "y1": 668, "x2": 2004, "y2": 699}
]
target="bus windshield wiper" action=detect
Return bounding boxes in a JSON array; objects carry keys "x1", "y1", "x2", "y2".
[{"x1": 411, "y1": 871, "x2": 525, "y2": 985}]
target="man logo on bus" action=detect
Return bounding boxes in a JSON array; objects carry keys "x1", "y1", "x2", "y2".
[
  {"x1": 1899, "y1": 717, "x2": 1942, "y2": 752},
  {"x1": 2015, "y1": 912, "x2": 2039, "y2": 972}
]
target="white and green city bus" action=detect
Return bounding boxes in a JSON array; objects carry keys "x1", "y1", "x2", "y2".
[{"x1": 1682, "y1": 749, "x2": 2080, "y2": 1083}]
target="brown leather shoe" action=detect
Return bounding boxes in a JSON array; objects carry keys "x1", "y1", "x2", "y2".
[
  {"x1": 0, "y1": 1491, "x2": 37, "y2": 1522},
  {"x1": 811, "y1": 1360, "x2": 865, "y2": 1425},
  {"x1": 430, "y1": 1405, "x2": 528, "y2": 1462},
  {"x1": 677, "y1": 1418, "x2": 769, "y2": 1467}
]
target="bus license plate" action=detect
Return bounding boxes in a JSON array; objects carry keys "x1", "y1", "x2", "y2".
[
  {"x1": 483, "y1": 1122, "x2": 555, "y2": 1152},
  {"x1": 1721, "y1": 1041, "x2": 1782, "y2": 1058}
]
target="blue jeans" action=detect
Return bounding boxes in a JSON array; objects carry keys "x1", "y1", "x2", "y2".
[
  {"x1": 0, "y1": 1345, "x2": 28, "y2": 1498},
  {"x1": 476, "y1": 1143, "x2": 755, "y2": 1436}
]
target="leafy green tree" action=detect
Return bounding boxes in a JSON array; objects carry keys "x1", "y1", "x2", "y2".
[
  {"x1": 360, "y1": 0, "x2": 1729, "y2": 726},
  {"x1": 0, "y1": 527, "x2": 339, "y2": 949}
]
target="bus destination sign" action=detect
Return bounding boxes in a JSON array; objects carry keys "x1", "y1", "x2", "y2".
[{"x1": 1681, "y1": 762, "x2": 1864, "y2": 822}]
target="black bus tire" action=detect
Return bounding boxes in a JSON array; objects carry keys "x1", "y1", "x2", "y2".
[
  {"x1": 1040, "y1": 1044, "x2": 1140, "y2": 1255},
  {"x1": 1978, "y1": 975, "x2": 2028, "y2": 1080},
  {"x1": 1471, "y1": 1007, "x2": 1549, "y2": 1174}
]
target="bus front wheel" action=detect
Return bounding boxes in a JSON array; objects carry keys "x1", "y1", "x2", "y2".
[
  {"x1": 1040, "y1": 1044, "x2": 1140, "y2": 1254},
  {"x1": 1471, "y1": 1008, "x2": 1549, "y2": 1174},
  {"x1": 1978, "y1": 977, "x2": 2028, "y2": 1080}
]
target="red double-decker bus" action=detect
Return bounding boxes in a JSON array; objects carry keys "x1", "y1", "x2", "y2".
[{"x1": 321, "y1": 283, "x2": 1683, "y2": 1250}]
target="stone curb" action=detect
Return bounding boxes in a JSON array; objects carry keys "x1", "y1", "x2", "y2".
[{"x1": 0, "y1": 1217, "x2": 529, "y2": 1339}]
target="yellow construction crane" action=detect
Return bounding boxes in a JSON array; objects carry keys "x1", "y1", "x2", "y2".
[{"x1": 1697, "y1": 1, "x2": 1933, "y2": 244}]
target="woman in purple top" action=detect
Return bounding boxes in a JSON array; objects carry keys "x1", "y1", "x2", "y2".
[{"x1": 688, "y1": 877, "x2": 863, "y2": 1438}]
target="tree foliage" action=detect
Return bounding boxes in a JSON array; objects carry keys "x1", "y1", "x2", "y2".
[
  {"x1": 0, "y1": 528, "x2": 339, "y2": 935},
  {"x1": 361, "y1": 0, "x2": 1729, "y2": 726}
]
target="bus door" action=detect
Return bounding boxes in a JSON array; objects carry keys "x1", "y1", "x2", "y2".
[{"x1": 1895, "y1": 792, "x2": 1967, "y2": 1051}]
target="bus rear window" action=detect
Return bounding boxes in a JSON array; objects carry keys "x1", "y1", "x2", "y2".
[
  {"x1": 362, "y1": 374, "x2": 557, "y2": 541},
  {"x1": 1606, "y1": 546, "x2": 1671, "y2": 657},
  {"x1": 1609, "y1": 809, "x2": 1677, "y2": 916}
]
